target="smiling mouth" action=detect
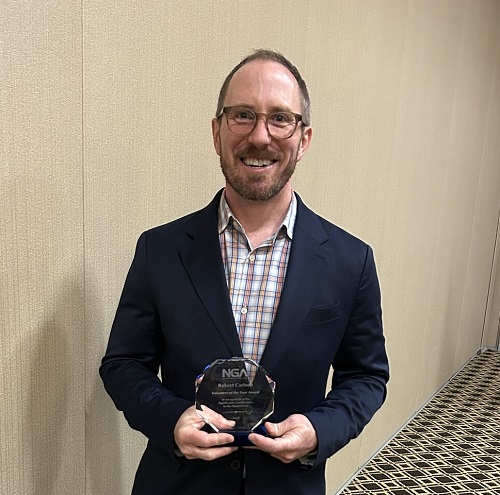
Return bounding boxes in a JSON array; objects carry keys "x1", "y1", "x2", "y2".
[{"x1": 241, "y1": 157, "x2": 277, "y2": 168}]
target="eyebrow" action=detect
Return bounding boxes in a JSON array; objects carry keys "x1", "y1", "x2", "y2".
[{"x1": 230, "y1": 104, "x2": 296, "y2": 113}]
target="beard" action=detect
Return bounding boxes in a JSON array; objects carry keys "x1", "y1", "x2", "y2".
[{"x1": 219, "y1": 144, "x2": 299, "y2": 202}]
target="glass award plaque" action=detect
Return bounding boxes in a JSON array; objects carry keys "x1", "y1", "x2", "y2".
[{"x1": 195, "y1": 357, "x2": 275, "y2": 446}]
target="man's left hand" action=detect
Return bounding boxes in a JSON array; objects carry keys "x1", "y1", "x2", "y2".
[{"x1": 247, "y1": 414, "x2": 318, "y2": 463}]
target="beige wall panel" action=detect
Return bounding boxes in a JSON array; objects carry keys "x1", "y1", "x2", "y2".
[
  {"x1": 419, "y1": 0, "x2": 500, "y2": 397},
  {"x1": 332, "y1": 2, "x2": 500, "y2": 486},
  {"x1": 476, "y1": 24, "x2": 500, "y2": 351},
  {"x1": 0, "y1": 1, "x2": 84, "y2": 495},
  {"x1": 368, "y1": 0, "x2": 465, "y2": 432},
  {"x1": 83, "y1": 1, "x2": 500, "y2": 494},
  {"x1": 452, "y1": 0, "x2": 500, "y2": 361}
]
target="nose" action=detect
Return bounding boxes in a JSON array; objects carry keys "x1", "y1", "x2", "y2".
[{"x1": 248, "y1": 115, "x2": 272, "y2": 146}]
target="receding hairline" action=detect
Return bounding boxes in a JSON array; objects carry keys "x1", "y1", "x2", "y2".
[{"x1": 216, "y1": 49, "x2": 311, "y2": 126}]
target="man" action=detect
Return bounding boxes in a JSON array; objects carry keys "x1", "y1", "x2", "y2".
[{"x1": 100, "y1": 49, "x2": 389, "y2": 495}]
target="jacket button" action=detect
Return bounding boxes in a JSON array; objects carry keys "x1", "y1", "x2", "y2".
[{"x1": 230, "y1": 460, "x2": 241, "y2": 470}]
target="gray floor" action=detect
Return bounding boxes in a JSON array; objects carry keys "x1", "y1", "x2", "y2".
[{"x1": 340, "y1": 350, "x2": 500, "y2": 495}]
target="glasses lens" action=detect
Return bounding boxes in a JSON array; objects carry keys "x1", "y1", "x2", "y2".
[
  {"x1": 226, "y1": 107, "x2": 257, "y2": 135},
  {"x1": 268, "y1": 113, "x2": 297, "y2": 138}
]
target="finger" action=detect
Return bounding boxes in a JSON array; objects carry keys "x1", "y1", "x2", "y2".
[
  {"x1": 185, "y1": 439, "x2": 238, "y2": 460},
  {"x1": 182, "y1": 431, "x2": 238, "y2": 460},
  {"x1": 211, "y1": 413, "x2": 236, "y2": 431},
  {"x1": 201, "y1": 431, "x2": 236, "y2": 448},
  {"x1": 263, "y1": 421, "x2": 282, "y2": 438},
  {"x1": 184, "y1": 444, "x2": 238, "y2": 461},
  {"x1": 247, "y1": 431, "x2": 280, "y2": 452},
  {"x1": 246, "y1": 434, "x2": 295, "y2": 463},
  {"x1": 183, "y1": 424, "x2": 235, "y2": 448},
  {"x1": 197, "y1": 406, "x2": 236, "y2": 430}
]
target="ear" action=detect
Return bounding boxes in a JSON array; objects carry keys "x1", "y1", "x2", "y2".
[
  {"x1": 212, "y1": 118, "x2": 221, "y2": 156},
  {"x1": 296, "y1": 126, "x2": 313, "y2": 162}
]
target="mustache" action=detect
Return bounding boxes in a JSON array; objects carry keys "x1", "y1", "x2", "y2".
[{"x1": 236, "y1": 145, "x2": 279, "y2": 161}]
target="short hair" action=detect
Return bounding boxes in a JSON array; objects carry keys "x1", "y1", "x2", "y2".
[{"x1": 216, "y1": 49, "x2": 311, "y2": 126}]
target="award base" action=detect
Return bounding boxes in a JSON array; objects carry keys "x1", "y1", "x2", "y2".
[{"x1": 202, "y1": 423, "x2": 269, "y2": 447}]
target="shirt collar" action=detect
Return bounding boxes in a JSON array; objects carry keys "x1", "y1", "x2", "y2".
[{"x1": 218, "y1": 189, "x2": 297, "y2": 240}]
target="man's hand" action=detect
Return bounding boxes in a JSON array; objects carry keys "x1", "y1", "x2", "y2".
[
  {"x1": 174, "y1": 405, "x2": 238, "y2": 460},
  {"x1": 248, "y1": 414, "x2": 318, "y2": 464}
]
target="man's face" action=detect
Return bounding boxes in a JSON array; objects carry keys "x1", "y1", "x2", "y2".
[{"x1": 212, "y1": 59, "x2": 312, "y2": 203}]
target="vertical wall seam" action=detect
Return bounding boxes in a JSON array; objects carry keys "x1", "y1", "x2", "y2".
[{"x1": 81, "y1": 0, "x2": 86, "y2": 493}]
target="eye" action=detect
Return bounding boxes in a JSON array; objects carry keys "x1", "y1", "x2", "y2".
[
  {"x1": 269, "y1": 112, "x2": 295, "y2": 125},
  {"x1": 230, "y1": 108, "x2": 256, "y2": 121}
]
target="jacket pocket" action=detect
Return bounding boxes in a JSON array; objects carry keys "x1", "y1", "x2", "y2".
[{"x1": 302, "y1": 303, "x2": 340, "y2": 324}]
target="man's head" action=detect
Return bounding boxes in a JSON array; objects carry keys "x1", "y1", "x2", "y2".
[
  {"x1": 216, "y1": 49, "x2": 311, "y2": 127},
  {"x1": 212, "y1": 50, "x2": 313, "y2": 203}
]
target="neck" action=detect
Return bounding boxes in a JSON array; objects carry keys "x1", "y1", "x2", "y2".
[{"x1": 224, "y1": 185, "x2": 293, "y2": 247}]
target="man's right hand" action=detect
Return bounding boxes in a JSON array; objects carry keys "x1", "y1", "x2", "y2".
[{"x1": 173, "y1": 405, "x2": 238, "y2": 460}]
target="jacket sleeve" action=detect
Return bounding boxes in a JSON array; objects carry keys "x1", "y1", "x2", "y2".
[
  {"x1": 304, "y1": 246, "x2": 389, "y2": 465},
  {"x1": 99, "y1": 232, "x2": 192, "y2": 456}
]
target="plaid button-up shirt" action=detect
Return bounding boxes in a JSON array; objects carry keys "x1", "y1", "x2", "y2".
[{"x1": 218, "y1": 191, "x2": 297, "y2": 363}]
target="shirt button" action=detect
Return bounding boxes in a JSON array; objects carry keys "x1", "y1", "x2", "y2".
[
  {"x1": 230, "y1": 460, "x2": 241, "y2": 470},
  {"x1": 249, "y1": 254, "x2": 256, "y2": 262},
  {"x1": 241, "y1": 307, "x2": 248, "y2": 314}
]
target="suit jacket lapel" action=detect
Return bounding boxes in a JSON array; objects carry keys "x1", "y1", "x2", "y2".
[
  {"x1": 260, "y1": 197, "x2": 329, "y2": 374},
  {"x1": 178, "y1": 191, "x2": 243, "y2": 357}
]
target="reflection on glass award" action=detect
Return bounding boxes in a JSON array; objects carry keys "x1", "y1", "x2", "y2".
[{"x1": 195, "y1": 357, "x2": 275, "y2": 446}]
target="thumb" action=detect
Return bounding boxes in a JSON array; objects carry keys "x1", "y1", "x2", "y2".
[{"x1": 264, "y1": 421, "x2": 283, "y2": 438}]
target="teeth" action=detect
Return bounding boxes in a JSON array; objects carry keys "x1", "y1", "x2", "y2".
[{"x1": 243, "y1": 158, "x2": 273, "y2": 167}]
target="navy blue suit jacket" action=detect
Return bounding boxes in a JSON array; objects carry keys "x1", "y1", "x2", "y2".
[{"x1": 100, "y1": 190, "x2": 389, "y2": 495}]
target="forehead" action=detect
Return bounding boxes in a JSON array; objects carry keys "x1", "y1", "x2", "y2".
[{"x1": 224, "y1": 59, "x2": 302, "y2": 111}]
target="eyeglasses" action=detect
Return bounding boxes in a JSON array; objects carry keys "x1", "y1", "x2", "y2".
[{"x1": 218, "y1": 106, "x2": 303, "y2": 139}]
